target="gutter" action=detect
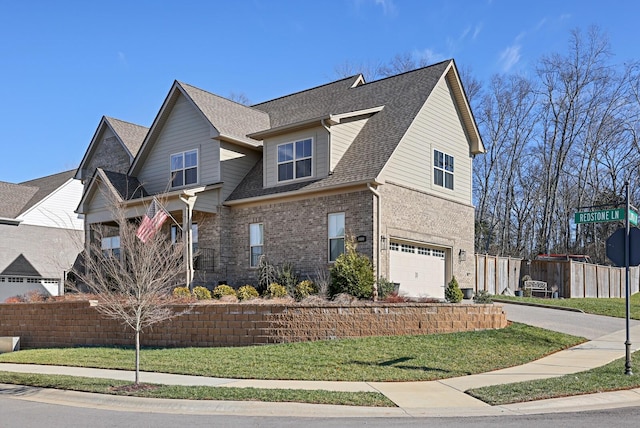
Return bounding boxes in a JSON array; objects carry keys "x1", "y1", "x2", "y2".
[{"x1": 0, "y1": 217, "x2": 21, "y2": 226}]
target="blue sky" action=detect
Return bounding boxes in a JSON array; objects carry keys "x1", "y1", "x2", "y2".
[{"x1": 1, "y1": 0, "x2": 638, "y2": 183}]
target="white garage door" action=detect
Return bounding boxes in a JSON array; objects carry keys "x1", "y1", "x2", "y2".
[{"x1": 389, "y1": 242, "x2": 446, "y2": 299}]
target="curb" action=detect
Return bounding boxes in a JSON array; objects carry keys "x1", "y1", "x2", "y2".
[{"x1": 493, "y1": 299, "x2": 585, "y2": 313}]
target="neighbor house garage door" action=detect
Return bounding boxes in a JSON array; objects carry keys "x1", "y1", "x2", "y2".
[{"x1": 389, "y1": 242, "x2": 446, "y2": 299}]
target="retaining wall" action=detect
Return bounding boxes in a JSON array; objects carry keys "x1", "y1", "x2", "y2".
[{"x1": 0, "y1": 301, "x2": 507, "y2": 349}]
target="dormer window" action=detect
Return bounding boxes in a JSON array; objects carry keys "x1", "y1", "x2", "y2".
[
  {"x1": 277, "y1": 138, "x2": 312, "y2": 182},
  {"x1": 171, "y1": 149, "x2": 198, "y2": 188}
]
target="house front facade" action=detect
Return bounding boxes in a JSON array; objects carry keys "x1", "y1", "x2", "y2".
[{"x1": 76, "y1": 59, "x2": 484, "y2": 298}]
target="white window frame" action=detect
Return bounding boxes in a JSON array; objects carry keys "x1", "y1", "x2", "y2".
[
  {"x1": 250, "y1": 223, "x2": 264, "y2": 268},
  {"x1": 328, "y1": 212, "x2": 345, "y2": 262},
  {"x1": 101, "y1": 236, "x2": 120, "y2": 258},
  {"x1": 434, "y1": 149, "x2": 454, "y2": 190},
  {"x1": 170, "y1": 149, "x2": 199, "y2": 188},
  {"x1": 277, "y1": 138, "x2": 313, "y2": 183}
]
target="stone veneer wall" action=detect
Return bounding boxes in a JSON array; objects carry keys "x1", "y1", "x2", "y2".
[{"x1": 0, "y1": 301, "x2": 507, "y2": 349}]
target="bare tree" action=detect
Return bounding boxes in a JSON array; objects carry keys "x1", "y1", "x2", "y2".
[
  {"x1": 228, "y1": 91, "x2": 251, "y2": 106},
  {"x1": 71, "y1": 193, "x2": 189, "y2": 385}
]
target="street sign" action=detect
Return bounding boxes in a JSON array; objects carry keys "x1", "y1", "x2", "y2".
[
  {"x1": 606, "y1": 227, "x2": 640, "y2": 267},
  {"x1": 575, "y1": 208, "x2": 638, "y2": 226}
]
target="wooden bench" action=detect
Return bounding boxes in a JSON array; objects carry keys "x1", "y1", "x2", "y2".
[{"x1": 523, "y1": 280, "x2": 552, "y2": 298}]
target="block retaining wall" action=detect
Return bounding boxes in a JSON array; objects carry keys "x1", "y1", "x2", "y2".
[{"x1": 0, "y1": 301, "x2": 507, "y2": 349}]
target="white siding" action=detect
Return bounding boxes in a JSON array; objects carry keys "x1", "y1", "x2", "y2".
[
  {"x1": 330, "y1": 117, "x2": 369, "y2": 171},
  {"x1": 220, "y1": 142, "x2": 260, "y2": 201},
  {"x1": 382, "y1": 77, "x2": 473, "y2": 205},
  {"x1": 263, "y1": 126, "x2": 328, "y2": 188},
  {"x1": 137, "y1": 95, "x2": 220, "y2": 195},
  {"x1": 19, "y1": 179, "x2": 84, "y2": 230}
]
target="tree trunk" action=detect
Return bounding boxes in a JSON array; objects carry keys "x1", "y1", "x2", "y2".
[{"x1": 135, "y1": 329, "x2": 140, "y2": 385}]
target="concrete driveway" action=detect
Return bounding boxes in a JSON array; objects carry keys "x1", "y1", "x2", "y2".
[{"x1": 499, "y1": 302, "x2": 640, "y2": 340}]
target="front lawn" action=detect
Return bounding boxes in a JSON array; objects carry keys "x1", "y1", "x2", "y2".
[
  {"x1": 467, "y1": 350, "x2": 640, "y2": 405},
  {"x1": 0, "y1": 323, "x2": 583, "y2": 382}
]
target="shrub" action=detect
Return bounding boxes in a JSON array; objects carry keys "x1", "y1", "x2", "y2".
[
  {"x1": 445, "y1": 276, "x2": 463, "y2": 303},
  {"x1": 473, "y1": 289, "x2": 493, "y2": 304},
  {"x1": 212, "y1": 284, "x2": 237, "y2": 299},
  {"x1": 24, "y1": 291, "x2": 47, "y2": 302},
  {"x1": 264, "y1": 283, "x2": 288, "y2": 299},
  {"x1": 329, "y1": 240, "x2": 375, "y2": 299},
  {"x1": 172, "y1": 286, "x2": 192, "y2": 299},
  {"x1": 192, "y1": 286, "x2": 211, "y2": 300},
  {"x1": 376, "y1": 277, "x2": 396, "y2": 300},
  {"x1": 294, "y1": 280, "x2": 316, "y2": 300},
  {"x1": 276, "y1": 262, "x2": 299, "y2": 296},
  {"x1": 4, "y1": 296, "x2": 24, "y2": 304},
  {"x1": 237, "y1": 285, "x2": 259, "y2": 301},
  {"x1": 383, "y1": 292, "x2": 407, "y2": 303}
]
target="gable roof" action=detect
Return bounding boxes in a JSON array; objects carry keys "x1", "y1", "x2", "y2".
[
  {"x1": 229, "y1": 59, "x2": 481, "y2": 203},
  {"x1": 75, "y1": 168, "x2": 149, "y2": 215},
  {"x1": 75, "y1": 116, "x2": 148, "y2": 180},
  {"x1": 0, "y1": 170, "x2": 75, "y2": 219},
  {"x1": 129, "y1": 81, "x2": 270, "y2": 176}
]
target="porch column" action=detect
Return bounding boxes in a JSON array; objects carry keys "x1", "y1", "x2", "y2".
[{"x1": 180, "y1": 195, "x2": 196, "y2": 289}]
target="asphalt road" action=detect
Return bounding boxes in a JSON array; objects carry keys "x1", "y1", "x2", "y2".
[
  {"x1": 499, "y1": 302, "x2": 640, "y2": 340},
  {"x1": 3, "y1": 395, "x2": 640, "y2": 428}
]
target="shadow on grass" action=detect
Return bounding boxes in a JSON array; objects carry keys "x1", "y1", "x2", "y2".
[{"x1": 349, "y1": 357, "x2": 453, "y2": 374}]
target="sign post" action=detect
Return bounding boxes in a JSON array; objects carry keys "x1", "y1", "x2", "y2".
[{"x1": 624, "y1": 182, "x2": 633, "y2": 375}]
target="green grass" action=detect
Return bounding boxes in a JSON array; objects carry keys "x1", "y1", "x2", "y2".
[
  {"x1": 495, "y1": 292, "x2": 640, "y2": 319},
  {"x1": 467, "y1": 351, "x2": 640, "y2": 405},
  {"x1": 0, "y1": 323, "x2": 583, "y2": 382},
  {"x1": 0, "y1": 371, "x2": 393, "y2": 407}
]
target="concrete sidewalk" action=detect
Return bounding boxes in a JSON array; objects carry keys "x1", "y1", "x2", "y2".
[{"x1": 1, "y1": 324, "x2": 640, "y2": 417}]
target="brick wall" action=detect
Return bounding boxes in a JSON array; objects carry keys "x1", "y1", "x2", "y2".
[{"x1": 0, "y1": 301, "x2": 507, "y2": 349}]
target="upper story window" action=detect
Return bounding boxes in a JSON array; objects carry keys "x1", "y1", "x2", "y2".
[
  {"x1": 171, "y1": 149, "x2": 198, "y2": 188},
  {"x1": 328, "y1": 213, "x2": 345, "y2": 262},
  {"x1": 101, "y1": 236, "x2": 120, "y2": 258},
  {"x1": 434, "y1": 149, "x2": 454, "y2": 190},
  {"x1": 277, "y1": 138, "x2": 312, "y2": 182}
]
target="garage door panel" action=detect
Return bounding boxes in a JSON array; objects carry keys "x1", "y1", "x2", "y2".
[{"x1": 389, "y1": 243, "x2": 445, "y2": 299}]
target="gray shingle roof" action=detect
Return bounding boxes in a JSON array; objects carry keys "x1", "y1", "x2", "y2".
[
  {"x1": 178, "y1": 82, "x2": 270, "y2": 147},
  {"x1": 105, "y1": 117, "x2": 148, "y2": 157},
  {"x1": 227, "y1": 60, "x2": 452, "y2": 202},
  {"x1": 100, "y1": 169, "x2": 149, "y2": 200},
  {"x1": 0, "y1": 170, "x2": 75, "y2": 218}
]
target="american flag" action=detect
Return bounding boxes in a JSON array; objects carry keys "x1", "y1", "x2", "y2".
[{"x1": 136, "y1": 198, "x2": 169, "y2": 243}]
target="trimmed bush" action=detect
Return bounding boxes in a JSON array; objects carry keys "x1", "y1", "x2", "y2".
[
  {"x1": 294, "y1": 280, "x2": 316, "y2": 300},
  {"x1": 264, "y1": 283, "x2": 288, "y2": 299},
  {"x1": 192, "y1": 286, "x2": 211, "y2": 300},
  {"x1": 473, "y1": 289, "x2": 493, "y2": 304},
  {"x1": 445, "y1": 276, "x2": 463, "y2": 303},
  {"x1": 212, "y1": 284, "x2": 237, "y2": 299},
  {"x1": 172, "y1": 287, "x2": 191, "y2": 299},
  {"x1": 329, "y1": 240, "x2": 375, "y2": 299},
  {"x1": 376, "y1": 277, "x2": 396, "y2": 300},
  {"x1": 237, "y1": 285, "x2": 259, "y2": 301}
]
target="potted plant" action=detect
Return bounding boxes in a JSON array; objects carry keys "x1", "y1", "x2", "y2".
[{"x1": 516, "y1": 275, "x2": 532, "y2": 297}]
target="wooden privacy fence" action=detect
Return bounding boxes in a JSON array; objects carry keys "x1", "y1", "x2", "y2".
[
  {"x1": 527, "y1": 260, "x2": 639, "y2": 298},
  {"x1": 475, "y1": 254, "x2": 640, "y2": 298},
  {"x1": 475, "y1": 254, "x2": 521, "y2": 295}
]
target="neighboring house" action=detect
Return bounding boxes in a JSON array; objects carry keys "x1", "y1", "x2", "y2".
[
  {"x1": 0, "y1": 170, "x2": 84, "y2": 301},
  {"x1": 76, "y1": 59, "x2": 484, "y2": 298}
]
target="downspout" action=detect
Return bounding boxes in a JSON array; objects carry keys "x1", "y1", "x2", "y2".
[
  {"x1": 367, "y1": 183, "x2": 381, "y2": 301},
  {"x1": 321, "y1": 119, "x2": 331, "y2": 174},
  {"x1": 179, "y1": 194, "x2": 196, "y2": 289}
]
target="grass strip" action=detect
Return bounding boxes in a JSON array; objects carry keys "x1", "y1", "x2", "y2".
[
  {"x1": 494, "y1": 293, "x2": 640, "y2": 319},
  {"x1": 0, "y1": 323, "x2": 584, "y2": 382},
  {"x1": 467, "y1": 351, "x2": 640, "y2": 405},
  {"x1": 0, "y1": 371, "x2": 394, "y2": 407}
]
